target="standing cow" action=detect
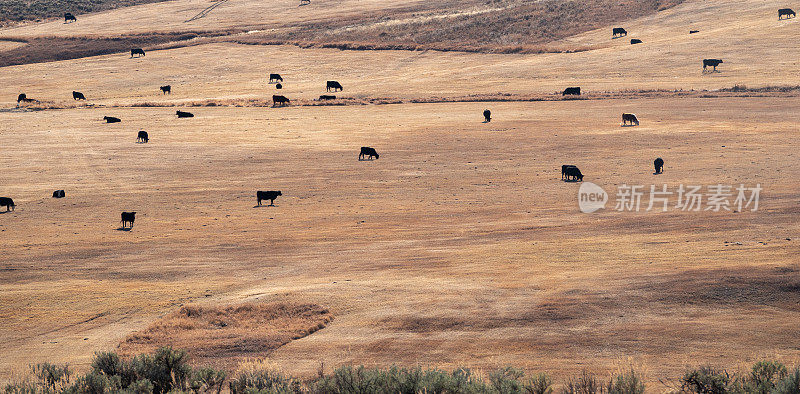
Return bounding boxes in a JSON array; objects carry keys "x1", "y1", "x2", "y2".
[
  {"x1": 120, "y1": 212, "x2": 136, "y2": 229},
  {"x1": 160, "y1": 85, "x2": 171, "y2": 94},
  {"x1": 359, "y1": 147, "x2": 379, "y2": 160},
  {"x1": 176, "y1": 110, "x2": 194, "y2": 118},
  {"x1": 562, "y1": 87, "x2": 581, "y2": 96},
  {"x1": 654, "y1": 158, "x2": 664, "y2": 174},
  {"x1": 612, "y1": 27, "x2": 627, "y2": 37},
  {"x1": 630, "y1": 38, "x2": 642, "y2": 44},
  {"x1": 483, "y1": 109, "x2": 491, "y2": 122},
  {"x1": 779, "y1": 8, "x2": 796, "y2": 19},
  {"x1": 561, "y1": 165, "x2": 577, "y2": 180},
  {"x1": 257, "y1": 191, "x2": 282, "y2": 206},
  {"x1": 131, "y1": 48, "x2": 146, "y2": 58},
  {"x1": 269, "y1": 74, "x2": 283, "y2": 83},
  {"x1": 64, "y1": 13, "x2": 76, "y2": 23},
  {"x1": 73, "y1": 91, "x2": 86, "y2": 100},
  {"x1": 137, "y1": 131, "x2": 149, "y2": 143},
  {"x1": 326, "y1": 81, "x2": 343, "y2": 92},
  {"x1": 702, "y1": 59, "x2": 723, "y2": 72},
  {"x1": 103, "y1": 116, "x2": 121, "y2": 123},
  {"x1": 53, "y1": 190, "x2": 65, "y2": 198},
  {"x1": 0, "y1": 197, "x2": 15, "y2": 211},
  {"x1": 622, "y1": 113, "x2": 639, "y2": 126},
  {"x1": 273, "y1": 95, "x2": 290, "y2": 107}
]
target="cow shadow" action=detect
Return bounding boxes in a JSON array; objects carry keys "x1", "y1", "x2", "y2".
[
  {"x1": 253, "y1": 204, "x2": 277, "y2": 208},
  {"x1": 562, "y1": 178, "x2": 582, "y2": 183},
  {"x1": 620, "y1": 124, "x2": 638, "y2": 127},
  {"x1": 116, "y1": 227, "x2": 132, "y2": 231},
  {"x1": 653, "y1": 171, "x2": 663, "y2": 175},
  {"x1": 0, "y1": 210, "x2": 11, "y2": 214}
]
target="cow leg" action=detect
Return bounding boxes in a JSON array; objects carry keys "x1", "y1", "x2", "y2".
[
  {"x1": 270, "y1": 199, "x2": 275, "y2": 206},
  {"x1": 257, "y1": 199, "x2": 262, "y2": 206}
]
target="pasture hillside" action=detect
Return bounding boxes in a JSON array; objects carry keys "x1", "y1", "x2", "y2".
[
  {"x1": 0, "y1": 99, "x2": 798, "y2": 384},
  {"x1": 0, "y1": 0, "x2": 683, "y2": 66}
]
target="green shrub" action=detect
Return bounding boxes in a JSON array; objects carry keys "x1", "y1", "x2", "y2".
[
  {"x1": 607, "y1": 369, "x2": 644, "y2": 394},
  {"x1": 229, "y1": 367, "x2": 298, "y2": 394},
  {"x1": 774, "y1": 368, "x2": 800, "y2": 394},
  {"x1": 680, "y1": 366, "x2": 732, "y2": 394},
  {"x1": 524, "y1": 373, "x2": 553, "y2": 394},
  {"x1": 191, "y1": 368, "x2": 226, "y2": 394},
  {"x1": 744, "y1": 360, "x2": 787, "y2": 394}
]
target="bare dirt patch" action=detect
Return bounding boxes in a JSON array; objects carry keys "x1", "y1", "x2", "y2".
[{"x1": 118, "y1": 302, "x2": 333, "y2": 370}]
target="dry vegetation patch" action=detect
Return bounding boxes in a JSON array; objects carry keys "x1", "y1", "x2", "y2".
[
  {"x1": 0, "y1": 0, "x2": 170, "y2": 26},
  {"x1": 118, "y1": 302, "x2": 333, "y2": 370}
]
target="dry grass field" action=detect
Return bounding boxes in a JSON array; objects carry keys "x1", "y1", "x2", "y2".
[{"x1": 1, "y1": 0, "x2": 799, "y2": 390}]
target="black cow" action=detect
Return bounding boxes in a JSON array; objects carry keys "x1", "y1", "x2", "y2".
[
  {"x1": 564, "y1": 166, "x2": 584, "y2": 182},
  {"x1": 17, "y1": 93, "x2": 35, "y2": 103},
  {"x1": 64, "y1": 13, "x2": 76, "y2": 23},
  {"x1": 483, "y1": 109, "x2": 491, "y2": 122},
  {"x1": 319, "y1": 95, "x2": 336, "y2": 100},
  {"x1": 273, "y1": 95, "x2": 290, "y2": 107},
  {"x1": 73, "y1": 91, "x2": 86, "y2": 100},
  {"x1": 103, "y1": 116, "x2": 121, "y2": 123},
  {"x1": 703, "y1": 59, "x2": 723, "y2": 72},
  {"x1": 689, "y1": 30, "x2": 699, "y2": 34},
  {"x1": 53, "y1": 190, "x2": 65, "y2": 198},
  {"x1": 176, "y1": 110, "x2": 194, "y2": 118},
  {"x1": 0, "y1": 197, "x2": 15, "y2": 212},
  {"x1": 612, "y1": 27, "x2": 627, "y2": 37},
  {"x1": 269, "y1": 73, "x2": 283, "y2": 83},
  {"x1": 561, "y1": 165, "x2": 577, "y2": 180},
  {"x1": 359, "y1": 147, "x2": 379, "y2": 160},
  {"x1": 276, "y1": 83, "x2": 283, "y2": 89},
  {"x1": 326, "y1": 81, "x2": 343, "y2": 92},
  {"x1": 131, "y1": 48, "x2": 145, "y2": 58},
  {"x1": 622, "y1": 113, "x2": 639, "y2": 126},
  {"x1": 120, "y1": 212, "x2": 136, "y2": 229},
  {"x1": 654, "y1": 157, "x2": 664, "y2": 174},
  {"x1": 160, "y1": 85, "x2": 171, "y2": 94},
  {"x1": 630, "y1": 38, "x2": 642, "y2": 44},
  {"x1": 779, "y1": 8, "x2": 796, "y2": 19},
  {"x1": 562, "y1": 87, "x2": 581, "y2": 96},
  {"x1": 257, "y1": 191, "x2": 282, "y2": 206},
  {"x1": 137, "y1": 131, "x2": 149, "y2": 143}
]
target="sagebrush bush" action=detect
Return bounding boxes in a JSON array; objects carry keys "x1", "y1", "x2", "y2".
[{"x1": 606, "y1": 369, "x2": 644, "y2": 394}]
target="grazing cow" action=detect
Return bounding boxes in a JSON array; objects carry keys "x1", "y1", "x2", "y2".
[
  {"x1": 269, "y1": 73, "x2": 283, "y2": 83},
  {"x1": 483, "y1": 109, "x2": 491, "y2": 122},
  {"x1": 17, "y1": 93, "x2": 35, "y2": 103},
  {"x1": 319, "y1": 95, "x2": 336, "y2": 100},
  {"x1": 0, "y1": 197, "x2": 15, "y2": 212},
  {"x1": 359, "y1": 147, "x2": 379, "y2": 161},
  {"x1": 131, "y1": 48, "x2": 145, "y2": 58},
  {"x1": 689, "y1": 30, "x2": 699, "y2": 34},
  {"x1": 654, "y1": 157, "x2": 664, "y2": 174},
  {"x1": 562, "y1": 87, "x2": 581, "y2": 96},
  {"x1": 326, "y1": 81, "x2": 343, "y2": 92},
  {"x1": 53, "y1": 190, "x2": 65, "y2": 198},
  {"x1": 561, "y1": 165, "x2": 577, "y2": 180},
  {"x1": 276, "y1": 83, "x2": 283, "y2": 89},
  {"x1": 160, "y1": 85, "x2": 171, "y2": 94},
  {"x1": 703, "y1": 59, "x2": 723, "y2": 72},
  {"x1": 564, "y1": 166, "x2": 584, "y2": 182},
  {"x1": 176, "y1": 110, "x2": 194, "y2": 118},
  {"x1": 103, "y1": 116, "x2": 121, "y2": 123},
  {"x1": 120, "y1": 212, "x2": 136, "y2": 229},
  {"x1": 612, "y1": 27, "x2": 627, "y2": 37},
  {"x1": 137, "y1": 130, "x2": 149, "y2": 143},
  {"x1": 779, "y1": 8, "x2": 796, "y2": 19},
  {"x1": 272, "y1": 95, "x2": 290, "y2": 107},
  {"x1": 64, "y1": 13, "x2": 76, "y2": 23},
  {"x1": 73, "y1": 91, "x2": 86, "y2": 100},
  {"x1": 630, "y1": 38, "x2": 642, "y2": 44},
  {"x1": 300, "y1": 0, "x2": 310, "y2": 5},
  {"x1": 622, "y1": 113, "x2": 639, "y2": 126},
  {"x1": 257, "y1": 191, "x2": 282, "y2": 206}
]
